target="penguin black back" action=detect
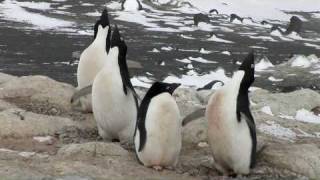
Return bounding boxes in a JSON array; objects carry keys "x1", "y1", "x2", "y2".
[
  {"x1": 236, "y1": 51, "x2": 257, "y2": 168},
  {"x1": 136, "y1": 82, "x2": 180, "y2": 152},
  {"x1": 94, "y1": 9, "x2": 111, "y2": 53},
  {"x1": 110, "y1": 25, "x2": 139, "y2": 107}
]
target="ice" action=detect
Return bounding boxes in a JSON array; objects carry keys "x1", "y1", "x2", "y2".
[
  {"x1": 261, "y1": 106, "x2": 274, "y2": 116},
  {"x1": 258, "y1": 121, "x2": 296, "y2": 141},
  {"x1": 163, "y1": 68, "x2": 230, "y2": 88},
  {"x1": 161, "y1": 46, "x2": 174, "y2": 51},
  {"x1": 290, "y1": 55, "x2": 312, "y2": 68},
  {"x1": 268, "y1": 76, "x2": 283, "y2": 82},
  {"x1": 255, "y1": 57, "x2": 274, "y2": 72},
  {"x1": 199, "y1": 48, "x2": 212, "y2": 54},
  {"x1": 295, "y1": 109, "x2": 320, "y2": 124},
  {"x1": 0, "y1": 0, "x2": 74, "y2": 30},
  {"x1": 16, "y1": 1, "x2": 52, "y2": 10},
  {"x1": 207, "y1": 34, "x2": 234, "y2": 43}
]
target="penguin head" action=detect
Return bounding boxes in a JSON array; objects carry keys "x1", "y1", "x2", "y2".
[
  {"x1": 94, "y1": 8, "x2": 110, "y2": 39},
  {"x1": 110, "y1": 25, "x2": 127, "y2": 61},
  {"x1": 147, "y1": 82, "x2": 181, "y2": 97},
  {"x1": 238, "y1": 51, "x2": 255, "y2": 92}
]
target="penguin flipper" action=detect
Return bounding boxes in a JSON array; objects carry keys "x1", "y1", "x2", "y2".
[
  {"x1": 182, "y1": 108, "x2": 206, "y2": 126},
  {"x1": 71, "y1": 85, "x2": 93, "y2": 103}
]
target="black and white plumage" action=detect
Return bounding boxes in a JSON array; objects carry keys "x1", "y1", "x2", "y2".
[
  {"x1": 206, "y1": 52, "x2": 256, "y2": 175},
  {"x1": 134, "y1": 82, "x2": 181, "y2": 170},
  {"x1": 92, "y1": 25, "x2": 138, "y2": 143},
  {"x1": 74, "y1": 9, "x2": 111, "y2": 112}
]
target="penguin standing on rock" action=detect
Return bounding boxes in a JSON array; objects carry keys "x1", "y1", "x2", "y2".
[
  {"x1": 74, "y1": 9, "x2": 111, "y2": 112},
  {"x1": 92, "y1": 25, "x2": 139, "y2": 144},
  {"x1": 134, "y1": 82, "x2": 181, "y2": 170},
  {"x1": 206, "y1": 52, "x2": 256, "y2": 175}
]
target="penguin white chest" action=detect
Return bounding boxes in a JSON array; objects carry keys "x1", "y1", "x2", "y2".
[
  {"x1": 92, "y1": 65, "x2": 137, "y2": 142},
  {"x1": 135, "y1": 93, "x2": 181, "y2": 168},
  {"x1": 206, "y1": 90, "x2": 252, "y2": 175},
  {"x1": 77, "y1": 45, "x2": 106, "y2": 88}
]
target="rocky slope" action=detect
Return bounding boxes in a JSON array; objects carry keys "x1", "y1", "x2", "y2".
[{"x1": 0, "y1": 72, "x2": 319, "y2": 180}]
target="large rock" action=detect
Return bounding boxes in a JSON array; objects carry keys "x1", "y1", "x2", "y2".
[
  {"x1": 262, "y1": 144, "x2": 320, "y2": 179},
  {"x1": 0, "y1": 75, "x2": 75, "y2": 111},
  {"x1": 0, "y1": 108, "x2": 96, "y2": 138}
]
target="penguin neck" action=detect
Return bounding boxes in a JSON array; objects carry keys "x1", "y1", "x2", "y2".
[
  {"x1": 93, "y1": 31, "x2": 108, "y2": 48},
  {"x1": 224, "y1": 71, "x2": 244, "y2": 98}
]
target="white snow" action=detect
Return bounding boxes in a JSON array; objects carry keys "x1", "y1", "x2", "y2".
[
  {"x1": 161, "y1": 46, "x2": 174, "y2": 51},
  {"x1": 312, "y1": 13, "x2": 320, "y2": 19},
  {"x1": 85, "y1": 11, "x2": 101, "y2": 17},
  {"x1": 199, "y1": 48, "x2": 212, "y2": 54},
  {"x1": 260, "y1": 106, "x2": 274, "y2": 116},
  {"x1": 295, "y1": 109, "x2": 320, "y2": 124},
  {"x1": 255, "y1": 57, "x2": 274, "y2": 72},
  {"x1": 207, "y1": 34, "x2": 234, "y2": 43},
  {"x1": 163, "y1": 68, "x2": 230, "y2": 89},
  {"x1": 221, "y1": 51, "x2": 231, "y2": 55},
  {"x1": 304, "y1": 43, "x2": 320, "y2": 50},
  {"x1": 258, "y1": 121, "x2": 296, "y2": 141},
  {"x1": 268, "y1": 76, "x2": 283, "y2": 82},
  {"x1": 290, "y1": 55, "x2": 312, "y2": 68},
  {"x1": 187, "y1": 63, "x2": 194, "y2": 69},
  {"x1": 19, "y1": 151, "x2": 36, "y2": 158},
  {"x1": 180, "y1": 0, "x2": 320, "y2": 21},
  {"x1": 123, "y1": 0, "x2": 140, "y2": 11},
  {"x1": 180, "y1": 34, "x2": 195, "y2": 39},
  {"x1": 248, "y1": 35, "x2": 277, "y2": 42},
  {"x1": 189, "y1": 57, "x2": 217, "y2": 63},
  {"x1": 0, "y1": 0, "x2": 74, "y2": 30},
  {"x1": 176, "y1": 58, "x2": 191, "y2": 63},
  {"x1": 33, "y1": 136, "x2": 52, "y2": 143},
  {"x1": 82, "y1": 3, "x2": 94, "y2": 6},
  {"x1": 249, "y1": 46, "x2": 268, "y2": 50},
  {"x1": 131, "y1": 76, "x2": 153, "y2": 88},
  {"x1": 160, "y1": 61, "x2": 165, "y2": 66},
  {"x1": 16, "y1": 1, "x2": 52, "y2": 10},
  {"x1": 150, "y1": 48, "x2": 160, "y2": 53}
]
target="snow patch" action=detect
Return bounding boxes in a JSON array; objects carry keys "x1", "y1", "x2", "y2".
[
  {"x1": 261, "y1": 106, "x2": 274, "y2": 116},
  {"x1": 255, "y1": 57, "x2": 274, "y2": 72},
  {"x1": 33, "y1": 136, "x2": 52, "y2": 143},
  {"x1": 207, "y1": 34, "x2": 234, "y2": 43},
  {"x1": 295, "y1": 109, "x2": 320, "y2": 124},
  {"x1": 131, "y1": 76, "x2": 153, "y2": 88},
  {"x1": 268, "y1": 76, "x2": 283, "y2": 82},
  {"x1": 258, "y1": 121, "x2": 296, "y2": 141},
  {"x1": 290, "y1": 55, "x2": 312, "y2": 68}
]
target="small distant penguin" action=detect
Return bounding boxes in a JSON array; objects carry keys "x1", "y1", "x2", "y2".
[
  {"x1": 121, "y1": 0, "x2": 143, "y2": 11},
  {"x1": 209, "y1": 9, "x2": 219, "y2": 14},
  {"x1": 285, "y1": 16, "x2": 302, "y2": 35},
  {"x1": 193, "y1": 13, "x2": 210, "y2": 26},
  {"x1": 134, "y1": 82, "x2": 181, "y2": 170},
  {"x1": 206, "y1": 52, "x2": 256, "y2": 175},
  {"x1": 75, "y1": 9, "x2": 111, "y2": 112},
  {"x1": 230, "y1": 13, "x2": 243, "y2": 23},
  {"x1": 92, "y1": 25, "x2": 139, "y2": 144}
]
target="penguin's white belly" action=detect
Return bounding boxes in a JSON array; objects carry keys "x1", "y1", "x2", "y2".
[
  {"x1": 135, "y1": 94, "x2": 181, "y2": 167},
  {"x1": 77, "y1": 46, "x2": 106, "y2": 88},
  {"x1": 123, "y1": 0, "x2": 139, "y2": 11},
  {"x1": 206, "y1": 91, "x2": 252, "y2": 174},
  {"x1": 92, "y1": 69, "x2": 137, "y2": 142}
]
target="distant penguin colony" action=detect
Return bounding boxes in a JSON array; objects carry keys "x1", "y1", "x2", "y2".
[
  {"x1": 134, "y1": 82, "x2": 181, "y2": 170},
  {"x1": 72, "y1": 7, "x2": 263, "y2": 176}
]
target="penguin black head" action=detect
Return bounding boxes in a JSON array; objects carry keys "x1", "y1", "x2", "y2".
[
  {"x1": 94, "y1": 9, "x2": 110, "y2": 38},
  {"x1": 111, "y1": 24, "x2": 127, "y2": 57},
  {"x1": 93, "y1": 8, "x2": 111, "y2": 52},
  {"x1": 148, "y1": 82, "x2": 181, "y2": 97},
  {"x1": 238, "y1": 51, "x2": 255, "y2": 92}
]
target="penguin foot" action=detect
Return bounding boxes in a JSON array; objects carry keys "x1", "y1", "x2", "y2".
[
  {"x1": 120, "y1": 141, "x2": 135, "y2": 151},
  {"x1": 152, "y1": 166, "x2": 163, "y2": 171}
]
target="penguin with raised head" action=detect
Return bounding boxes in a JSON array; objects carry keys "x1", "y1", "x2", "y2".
[
  {"x1": 92, "y1": 25, "x2": 139, "y2": 144},
  {"x1": 206, "y1": 52, "x2": 256, "y2": 175},
  {"x1": 121, "y1": 0, "x2": 143, "y2": 11},
  {"x1": 134, "y1": 82, "x2": 181, "y2": 170},
  {"x1": 74, "y1": 9, "x2": 111, "y2": 112}
]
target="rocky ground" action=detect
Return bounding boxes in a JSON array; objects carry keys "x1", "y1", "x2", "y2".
[{"x1": 0, "y1": 72, "x2": 320, "y2": 180}]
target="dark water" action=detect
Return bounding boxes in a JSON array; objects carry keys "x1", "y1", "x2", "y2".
[{"x1": 0, "y1": 0, "x2": 319, "y2": 91}]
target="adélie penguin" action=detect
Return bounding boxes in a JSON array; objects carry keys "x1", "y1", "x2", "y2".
[
  {"x1": 134, "y1": 82, "x2": 181, "y2": 170},
  {"x1": 92, "y1": 25, "x2": 139, "y2": 144},
  {"x1": 73, "y1": 9, "x2": 111, "y2": 112},
  {"x1": 206, "y1": 52, "x2": 256, "y2": 175}
]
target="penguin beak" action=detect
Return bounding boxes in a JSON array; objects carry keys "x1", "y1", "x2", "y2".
[{"x1": 169, "y1": 83, "x2": 181, "y2": 94}]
